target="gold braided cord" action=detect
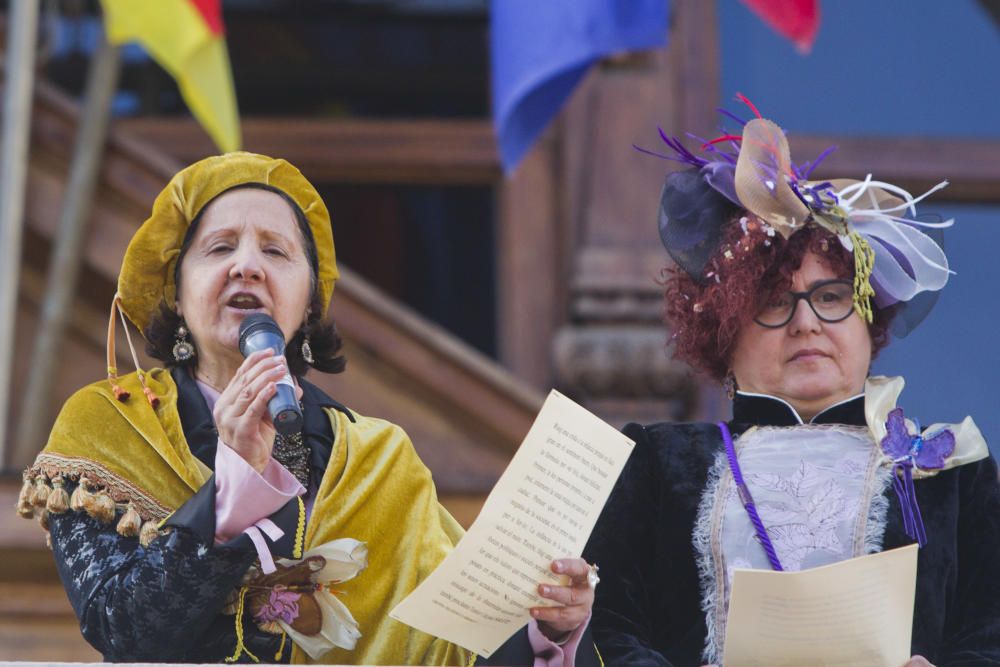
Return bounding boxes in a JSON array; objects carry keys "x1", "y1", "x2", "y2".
[
  {"x1": 225, "y1": 586, "x2": 260, "y2": 664},
  {"x1": 849, "y1": 230, "x2": 876, "y2": 323},
  {"x1": 294, "y1": 496, "x2": 306, "y2": 559},
  {"x1": 467, "y1": 651, "x2": 478, "y2": 667},
  {"x1": 275, "y1": 631, "x2": 287, "y2": 661}
]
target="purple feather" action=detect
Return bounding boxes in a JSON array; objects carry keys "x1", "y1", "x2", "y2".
[
  {"x1": 632, "y1": 144, "x2": 678, "y2": 160},
  {"x1": 800, "y1": 145, "x2": 839, "y2": 179},
  {"x1": 639, "y1": 129, "x2": 709, "y2": 168},
  {"x1": 715, "y1": 107, "x2": 749, "y2": 127}
]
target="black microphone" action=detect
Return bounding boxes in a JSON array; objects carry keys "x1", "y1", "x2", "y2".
[{"x1": 238, "y1": 313, "x2": 303, "y2": 435}]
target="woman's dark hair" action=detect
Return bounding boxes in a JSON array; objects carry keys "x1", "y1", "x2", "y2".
[
  {"x1": 144, "y1": 183, "x2": 345, "y2": 377},
  {"x1": 663, "y1": 215, "x2": 893, "y2": 382}
]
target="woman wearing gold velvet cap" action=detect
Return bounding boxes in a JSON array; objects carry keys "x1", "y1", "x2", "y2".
[{"x1": 17, "y1": 153, "x2": 597, "y2": 665}]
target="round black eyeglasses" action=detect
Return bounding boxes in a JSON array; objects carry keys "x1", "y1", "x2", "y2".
[{"x1": 753, "y1": 279, "x2": 856, "y2": 328}]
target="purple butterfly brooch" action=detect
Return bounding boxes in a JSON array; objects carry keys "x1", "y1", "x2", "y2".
[{"x1": 880, "y1": 407, "x2": 956, "y2": 547}]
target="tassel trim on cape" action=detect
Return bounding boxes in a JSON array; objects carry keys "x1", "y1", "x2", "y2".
[{"x1": 16, "y1": 453, "x2": 171, "y2": 548}]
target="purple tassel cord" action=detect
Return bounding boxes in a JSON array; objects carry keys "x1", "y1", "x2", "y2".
[
  {"x1": 892, "y1": 461, "x2": 927, "y2": 547},
  {"x1": 719, "y1": 422, "x2": 784, "y2": 572}
]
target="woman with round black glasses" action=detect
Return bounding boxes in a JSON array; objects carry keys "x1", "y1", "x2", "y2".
[{"x1": 584, "y1": 103, "x2": 999, "y2": 666}]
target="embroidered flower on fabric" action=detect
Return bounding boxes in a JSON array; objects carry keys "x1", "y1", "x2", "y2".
[
  {"x1": 707, "y1": 427, "x2": 888, "y2": 667},
  {"x1": 243, "y1": 538, "x2": 368, "y2": 660},
  {"x1": 254, "y1": 585, "x2": 302, "y2": 625},
  {"x1": 748, "y1": 460, "x2": 853, "y2": 570}
]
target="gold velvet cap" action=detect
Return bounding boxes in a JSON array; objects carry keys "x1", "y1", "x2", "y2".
[
  {"x1": 118, "y1": 151, "x2": 338, "y2": 335},
  {"x1": 107, "y1": 152, "x2": 337, "y2": 406}
]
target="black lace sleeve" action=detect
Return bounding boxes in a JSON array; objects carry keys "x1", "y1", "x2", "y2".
[{"x1": 49, "y1": 498, "x2": 283, "y2": 662}]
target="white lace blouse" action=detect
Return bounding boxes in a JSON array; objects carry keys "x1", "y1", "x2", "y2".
[{"x1": 695, "y1": 404, "x2": 894, "y2": 663}]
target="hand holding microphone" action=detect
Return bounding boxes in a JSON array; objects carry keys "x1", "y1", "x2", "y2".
[
  {"x1": 238, "y1": 314, "x2": 303, "y2": 435},
  {"x1": 213, "y1": 315, "x2": 302, "y2": 473}
]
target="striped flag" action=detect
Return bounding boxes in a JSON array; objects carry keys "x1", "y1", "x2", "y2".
[{"x1": 101, "y1": 0, "x2": 241, "y2": 152}]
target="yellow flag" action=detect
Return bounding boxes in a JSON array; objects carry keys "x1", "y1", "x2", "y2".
[{"x1": 101, "y1": 0, "x2": 241, "y2": 153}]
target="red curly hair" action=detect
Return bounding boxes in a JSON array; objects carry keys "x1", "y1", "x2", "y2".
[{"x1": 663, "y1": 215, "x2": 893, "y2": 382}]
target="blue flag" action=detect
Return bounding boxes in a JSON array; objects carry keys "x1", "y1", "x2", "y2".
[{"x1": 491, "y1": 0, "x2": 668, "y2": 172}]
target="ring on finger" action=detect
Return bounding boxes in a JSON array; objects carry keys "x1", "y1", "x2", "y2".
[{"x1": 587, "y1": 563, "x2": 600, "y2": 589}]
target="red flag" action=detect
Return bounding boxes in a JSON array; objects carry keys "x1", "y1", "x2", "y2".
[{"x1": 741, "y1": 0, "x2": 821, "y2": 53}]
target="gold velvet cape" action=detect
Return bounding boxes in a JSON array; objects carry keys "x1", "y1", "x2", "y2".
[{"x1": 21, "y1": 369, "x2": 471, "y2": 666}]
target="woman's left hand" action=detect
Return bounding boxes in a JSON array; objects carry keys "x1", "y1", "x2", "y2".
[
  {"x1": 531, "y1": 558, "x2": 595, "y2": 642},
  {"x1": 903, "y1": 657, "x2": 934, "y2": 667}
]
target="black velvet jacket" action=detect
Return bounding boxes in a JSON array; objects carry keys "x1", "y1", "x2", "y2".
[
  {"x1": 583, "y1": 393, "x2": 1000, "y2": 666},
  {"x1": 50, "y1": 368, "x2": 598, "y2": 665}
]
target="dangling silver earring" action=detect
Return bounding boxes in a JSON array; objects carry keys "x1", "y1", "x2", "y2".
[
  {"x1": 722, "y1": 371, "x2": 737, "y2": 400},
  {"x1": 172, "y1": 323, "x2": 196, "y2": 362},
  {"x1": 301, "y1": 335, "x2": 314, "y2": 365}
]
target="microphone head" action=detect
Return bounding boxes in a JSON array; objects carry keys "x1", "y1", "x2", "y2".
[{"x1": 238, "y1": 313, "x2": 283, "y2": 357}]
